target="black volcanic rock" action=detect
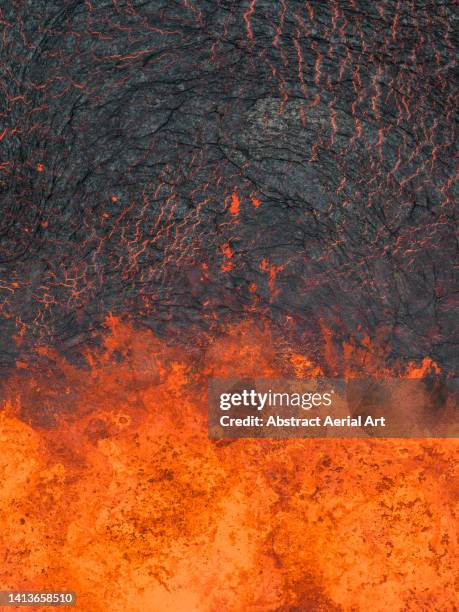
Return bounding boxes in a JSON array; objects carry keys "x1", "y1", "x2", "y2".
[{"x1": 0, "y1": 0, "x2": 457, "y2": 375}]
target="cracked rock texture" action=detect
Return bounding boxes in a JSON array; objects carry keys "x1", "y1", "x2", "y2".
[{"x1": 0, "y1": 0, "x2": 457, "y2": 375}]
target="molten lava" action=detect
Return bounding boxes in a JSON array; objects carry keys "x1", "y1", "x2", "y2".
[{"x1": 0, "y1": 319, "x2": 456, "y2": 610}]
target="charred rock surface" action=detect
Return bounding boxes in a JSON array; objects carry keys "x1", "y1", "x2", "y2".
[{"x1": 0, "y1": 1, "x2": 457, "y2": 373}]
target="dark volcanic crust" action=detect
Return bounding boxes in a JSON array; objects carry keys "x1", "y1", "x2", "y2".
[{"x1": 0, "y1": 0, "x2": 457, "y2": 374}]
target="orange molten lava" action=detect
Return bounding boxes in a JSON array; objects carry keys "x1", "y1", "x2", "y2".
[{"x1": 0, "y1": 318, "x2": 457, "y2": 611}]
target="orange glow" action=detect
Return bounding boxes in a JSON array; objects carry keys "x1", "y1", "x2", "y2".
[
  {"x1": 0, "y1": 320, "x2": 457, "y2": 610},
  {"x1": 221, "y1": 243, "x2": 234, "y2": 272},
  {"x1": 404, "y1": 356, "x2": 441, "y2": 378},
  {"x1": 229, "y1": 192, "x2": 240, "y2": 215},
  {"x1": 222, "y1": 244, "x2": 233, "y2": 259}
]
